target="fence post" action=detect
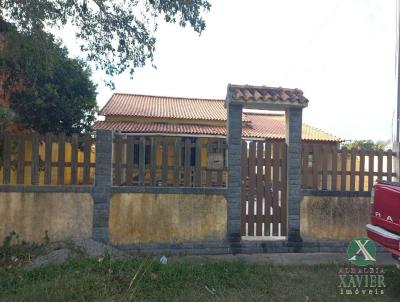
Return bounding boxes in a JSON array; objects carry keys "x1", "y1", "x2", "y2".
[
  {"x1": 92, "y1": 129, "x2": 113, "y2": 243},
  {"x1": 393, "y1": 142, "x2": 400, "y2": 182},
  {"x1": 285, "y1": 107, "x2": 303, "y2": 242},
  {"x1": 226, "y1": 103, "x2": 243, "y2": 242}
]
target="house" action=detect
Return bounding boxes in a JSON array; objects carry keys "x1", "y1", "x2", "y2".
[
  {"x1": 93, "y1": 90, "x2": 340, "y2": 186},
  {"x1": 94, "y1": 91, "x2": 340, "y2": 144}
]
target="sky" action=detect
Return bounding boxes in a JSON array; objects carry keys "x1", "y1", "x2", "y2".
[{"x1": 61, "y1": 0, "x2": 397, "y2": 142}]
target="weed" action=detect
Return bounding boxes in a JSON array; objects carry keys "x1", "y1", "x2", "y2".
[
  {"x1": 0, "y1": 232, "x2": 48, "y2": 270},
  {"x1": 42, "y1": 230, "x2": 50, "y2": 245}
]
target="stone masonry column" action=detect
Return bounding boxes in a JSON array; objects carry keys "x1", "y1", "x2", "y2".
[
  {"x1": 226, "y1": 103, "x2": 243, "y2": 241},
  {"x1": 92, "y1": 129, "x2": 113, "y2": 243},
  {"x1": 285, "y1": 107, "x2": 303, "y2": 242}
]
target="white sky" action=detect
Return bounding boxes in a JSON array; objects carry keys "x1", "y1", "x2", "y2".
[{"x1": 62, "y1": 0, "x2": 397, "y2": 142}]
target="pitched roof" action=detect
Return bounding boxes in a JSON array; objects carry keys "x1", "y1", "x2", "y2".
[
  {"x1": 227, "y1": 84, "x2": 309, "y2": 108},
  {"x1": 99, "y1": 93, "x2": 250, "y2": 122},
  {"x1": 93, "y1": 113, "x2": 341, "y2": 142},
  {"x1": 243, "y1": 113, "x2": 340, "y2": 141}
]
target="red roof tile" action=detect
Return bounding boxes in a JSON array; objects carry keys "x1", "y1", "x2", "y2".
[
  {"x1": 100, "y1": 93, "x2": 251, "y2": 121},
  {"x1": 94, "y1": 121, "x2": 227, "y2": 136},
  {"x1": 227, "y1": 84, "x2": 309, "y2": 107},
  {"x1": 93, "y1": 113, "x2": 341, "y2": 142},
  {"x1": 243, "y1": 113, "x2": 341, "y2": 141}
]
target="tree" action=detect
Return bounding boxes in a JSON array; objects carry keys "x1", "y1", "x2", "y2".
[
  {"x1": 0, "y1": 107, "x2": 15, "y2": 133},
  {"x1": 341, "y1": 140, "x2": 390, "y2": 151},
  {"x1": 0, "y1": 0, "x2": 211, "y2": 87},
  {"x1": 1, "y1": 23, "x2": 97, "y2": 134}
]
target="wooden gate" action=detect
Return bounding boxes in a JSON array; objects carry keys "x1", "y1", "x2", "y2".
[{"x1": 241, "y1": 140, "x2": 287, "y2": 238}]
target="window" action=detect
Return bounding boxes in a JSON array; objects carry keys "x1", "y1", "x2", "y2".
[{"x1": 133, "y1": 141, "x2": 151, "y2": 165}]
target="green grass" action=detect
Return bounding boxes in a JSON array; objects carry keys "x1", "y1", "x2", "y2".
[{"x1": 0, "y1": 255, "x2": 399, "y2": 302}]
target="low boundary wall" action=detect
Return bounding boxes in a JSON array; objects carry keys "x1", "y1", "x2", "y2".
[
  {"x1": 301, "y1": 190, "x2": 372, "y2": 241},
  {"x1": 0, "y1": 190, "x2": 93, "y2": 244},
  {"x1": 0, "y1": 185, "x2": 386, "y2": 255}
]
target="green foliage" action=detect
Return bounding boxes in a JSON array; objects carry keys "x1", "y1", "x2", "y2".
[
  {"x1": 0, "y1": 107, "x2": 15, "y2": 133},
  {"x1": 341, "y1": 140, "x2": 391, "y2": 151},
  {"x1": 0, "y1": 107, "x2": 15, "y2": 160},
  {"x1": 1, "y1": 24, "x2": 97, "y2": 134},
  {"x1": 0, "y1": 0, "x2": 211, "y2": 86}
]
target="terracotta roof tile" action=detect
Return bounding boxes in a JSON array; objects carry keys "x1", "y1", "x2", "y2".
[
  {"x1": 243, "y1": 113, "x2": 341, "y2": 141},
  {"x1": 94, "y1": 121, "x2": 227, "y2": 136},
  {"x1": 93, "y1": 113, "x2": 340, "y2": 142},
  {"x1": 100, "y1": 93, "x2": 250, "y2": 122},
  {"x1": 227, "y1": 84, "x2": 309, "y2": 107}
]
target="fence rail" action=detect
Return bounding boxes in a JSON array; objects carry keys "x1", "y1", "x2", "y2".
[
  {"x1": 0, "y1": 132, "x2": 95, "y2": 185},
  {"x1": 302, "y1": 144, "x2": 396, "y2": 192},
  {"x1": 112, "y1": 134, "x2": 227, "y2": 187}
]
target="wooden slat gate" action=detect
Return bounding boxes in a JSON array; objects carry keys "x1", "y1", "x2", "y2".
[{"x1": 241, "y1": 140, "x2": 287, "y2": 238}]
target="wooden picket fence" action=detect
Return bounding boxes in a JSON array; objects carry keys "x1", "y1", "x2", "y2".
[
  {"x1": 1, "y1": 131, "x2": 397, "y2": 192},
  {"x1": 112, "y1": 134, "x2": 227, "y2": 187},
  {"x1": 0, "y1": 132, "x2": 95, "y2": 185},
  {"x1": 302, "y1": 144, "x2": 396, "y2": 192}
]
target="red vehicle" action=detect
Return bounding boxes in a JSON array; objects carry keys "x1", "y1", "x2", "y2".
[{"x1": 367, "y1": 180, "x2": 400, "y2": 261}]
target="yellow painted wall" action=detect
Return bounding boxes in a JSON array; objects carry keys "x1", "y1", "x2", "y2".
[
  {"x1": 109, "y1": 193, "x2": 227, "y2": 245},
  {"x1": 106, "y1": 115, "x2": 227, "y2": 127},
  {"x1": 0, "y1": 192, "x2": 93, "y2": 244},
  {"x1": 300, "y1": 195, "x2": 371, "y2": 240}
]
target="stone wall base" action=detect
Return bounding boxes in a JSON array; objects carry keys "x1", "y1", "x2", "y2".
[{"x1": 115, "y1": 240, "x2": 388, "y2": 255}]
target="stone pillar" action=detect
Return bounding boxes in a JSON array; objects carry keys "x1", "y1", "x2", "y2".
[
  {"x1": 226, "y1": 103, "x2": 243, "y2": 241},
  {"x1": 285, "y1": 107, "x2": 303, "y2": 242},
  {"x1": 92, "y1": 129, "x2": 113, "y2": 243}
]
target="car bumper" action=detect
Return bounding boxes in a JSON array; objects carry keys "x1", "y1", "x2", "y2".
[{"x1": 366, "y1": 224, "x2": 400, "y2": 256}]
